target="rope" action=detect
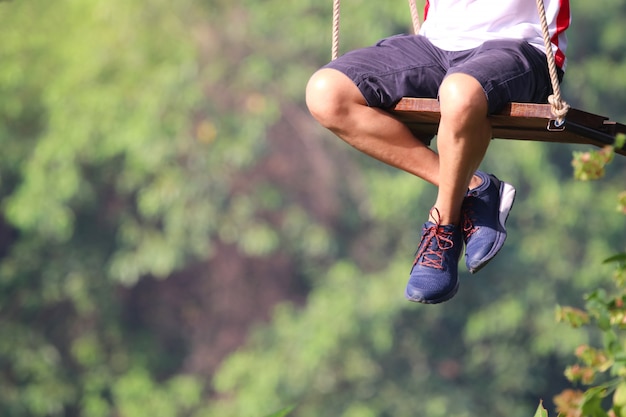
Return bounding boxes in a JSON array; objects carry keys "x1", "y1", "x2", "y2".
[
  {"x1": 331, "y1": 0, "x2": 340, "y2": 60},
  {"x1": 332, "y1": 0, "x2": 421, "y2": 60},
  {"x1": 408, "y1": 0, "x2": 421, "y2": 34},
  {"x1": 535, "y1": 0, "x2": 569, "y2": 124}
]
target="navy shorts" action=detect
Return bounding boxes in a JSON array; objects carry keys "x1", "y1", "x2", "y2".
[{"x1": 324, "y1": 35, "x2": 562, "y2": 115}]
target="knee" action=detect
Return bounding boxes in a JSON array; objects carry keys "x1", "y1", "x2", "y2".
[
  {"x1": 438, "y1": 73, "x2": 488, "y2": 120},
  {"x1": 306, "y1": 68, "x2": 361, "y2": 130}
]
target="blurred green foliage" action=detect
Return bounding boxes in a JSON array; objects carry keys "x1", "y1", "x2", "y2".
[{"x1": 0, "y1": 0, "x2": 624, "y2": 417}]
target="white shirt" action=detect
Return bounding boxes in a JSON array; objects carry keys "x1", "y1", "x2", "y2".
[{"x1": 419, "y1": 0, "x2": 570, "y2": 69}]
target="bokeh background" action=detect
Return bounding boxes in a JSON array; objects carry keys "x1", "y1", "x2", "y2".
[{"x1": 1, "y1": 1, "x2": 625, "y2": 416}]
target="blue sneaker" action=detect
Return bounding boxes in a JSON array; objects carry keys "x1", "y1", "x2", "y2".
[
  {"x1": 462, "y1": 171, "x2": 516, "y2": 274},
  {"x1": 405, "y1": 215, "x2": 463, "y2": 304}
]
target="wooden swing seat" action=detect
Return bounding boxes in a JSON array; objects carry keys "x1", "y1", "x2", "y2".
[{"x1": 390, "y1": 98, "x2": 626, "y2": 156}]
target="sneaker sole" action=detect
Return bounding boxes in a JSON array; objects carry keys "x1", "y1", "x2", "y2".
[
  {"x1": 405, "y1": 280, "x2": 460, "y2": 304},
  {"x1": 468, "y1": 180, "x2": 516, "y2": 274}
]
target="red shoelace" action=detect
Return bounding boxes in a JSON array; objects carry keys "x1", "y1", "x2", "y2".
[{"x1": 413, "y1": 209, "x2": 456, "y2": 270}]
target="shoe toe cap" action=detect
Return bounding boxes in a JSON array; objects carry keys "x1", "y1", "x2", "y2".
[{"x1": 405, "y1": 273, "x2": 458, "y2": 304}]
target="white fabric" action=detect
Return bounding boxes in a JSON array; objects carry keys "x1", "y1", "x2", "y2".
[{"x1": 419, "y1": 0, "x2": 570, "y2": 69}]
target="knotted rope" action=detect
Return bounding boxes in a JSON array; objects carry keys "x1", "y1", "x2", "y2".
[{"x1": 535, "y1": 0, "x2": 569, "y2": 124}]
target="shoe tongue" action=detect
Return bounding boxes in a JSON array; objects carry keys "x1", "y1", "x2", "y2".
[{"x1": 424, "y1": 221, "x2": 456, "y2": 234}]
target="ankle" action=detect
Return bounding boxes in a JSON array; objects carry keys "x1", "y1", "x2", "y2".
[{"x1": 429, "y1": 207, "x2": 460, "y2": 226}]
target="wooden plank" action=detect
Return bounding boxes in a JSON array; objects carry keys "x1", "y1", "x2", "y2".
[{"x1": 390, "y1": 98, "x2": 626, "y2": 156}]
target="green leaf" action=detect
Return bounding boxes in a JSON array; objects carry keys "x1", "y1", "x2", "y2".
[
  {"x1": 613, "y1": 382, "x2": 626, "y2": 407},
  {"x1": 604, "y1": 253, "x2": 626, "y2": 264},
  {"x1": 615, "y1": 133, "x2": 626, "y2": 149},
  {"x1": 533, "y1": 400, "x2": 549, "y2": 417},
  {"x1": 556, "y1": 305, "x2": 591, "y2": 328},
  {"x1": 581, "y1": 385, "x2": 610, "y2": 417}
]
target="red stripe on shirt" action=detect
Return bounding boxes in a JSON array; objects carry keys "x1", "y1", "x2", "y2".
[{"x1": 552, "y1": 0, "x2": 571, "y2": 68}]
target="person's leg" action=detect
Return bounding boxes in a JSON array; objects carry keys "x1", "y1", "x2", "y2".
[
  {"x1": 405, "y1": 38, "x2": 554, "y2": 303},
  {"x1": 452, "y1": 39, "x2": 555, "y2": 274},
  {"x1": 305, "y1": 35, "x2": 490, "y2": 190},
  {"x1": 306, "y1": 68, "x2": 485, "y2": 190},
  {"x1": 431, "y1": 73, "x2": 492, "y2": 226},
  {"x1": 306, "y1": 68, "x2": 441, "y2": 185},
  {"x1": 404, "y1": 73, "x2": 492, "y2": 304}
]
